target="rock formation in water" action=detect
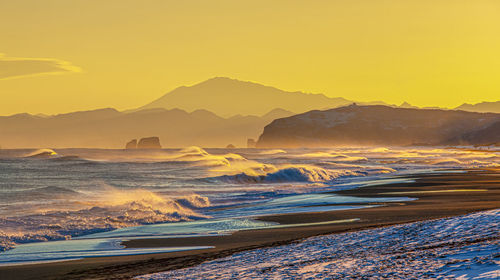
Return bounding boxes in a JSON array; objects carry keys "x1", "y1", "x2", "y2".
[
  {"x1": 125, "y1": 139, "x2": 137, "y2": 149},
  {"x1": 257, "y1": 105, "x2": 500, "y2": 148},
  {"x1": 226, "y1": 144, "x2": 236, "y2": 149},
  {"x1": 247, "y1": 138, "x2": 256, "y2": 148},
  {"x1": 137, "y1": 137, "x2": 162, "y2": 149}
]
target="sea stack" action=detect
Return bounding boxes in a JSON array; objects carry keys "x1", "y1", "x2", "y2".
[
  {"x1": 247, "y1": 138, "x2": 256, "y2": 148},
  {"x1": 137, "y1": 137, "x2": 162, "y2": 149},
  {"x1": 125, "y1": 139, "x2": 138, "y2": 149}
]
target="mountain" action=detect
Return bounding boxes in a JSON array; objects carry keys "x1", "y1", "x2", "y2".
[
  {"x1": 257, "y1": 105, "x2": 500, "y2": 148},
  {"x1": 4, "y1": 77, "x2": 497, "y2": 149},
  {"x1": 0, "y1": 107, "x2": 293, "y2": 148},
  {"x1": 261, "y1": 108, "x2": 295, "y2": 120},
  {"x1": 399, "y1": 101, "x2": 419, "y2": 109},
  {"x1": 455, "y1": 101, "x2": 500, "y2": 113},
  {"x1": 139, "y1": 77, "x2": 353, "y2": 117}
]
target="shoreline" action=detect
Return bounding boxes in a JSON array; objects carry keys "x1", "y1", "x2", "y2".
[{"x1": 0, "y1": 168, "x2": 499, "y2": 280}]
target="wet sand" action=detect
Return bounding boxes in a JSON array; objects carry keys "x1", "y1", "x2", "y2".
[{"x1": 1, "y1": 168, "x2": 499, "y2": 280}]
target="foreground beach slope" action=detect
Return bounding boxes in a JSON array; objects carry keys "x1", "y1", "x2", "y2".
[{"x1": 138, "y1": 209, "x2": 500, "y2": 279}]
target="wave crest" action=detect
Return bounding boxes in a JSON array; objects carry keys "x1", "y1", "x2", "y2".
[
  {"x1": 174, "y1": 146, "x2": 246, "y2": 167},
  {"x1": 295, "y1": 152, "x2": 368, "y2": 162},
  {"x1": 175, "y1": 194, "x2": 211, "y2": 209},
  {"x1": 0, "y1": 187, "x2": 210, "y2": 251},
  {"x1": 25, "y1": 149, "x2": 58, "y2": 158},
  {"x1": 257, "y1": 149, "x2": 287, "y2": 155},
  {"x1": 213, "y1": 165, "x2": 359, "y2": 183}
]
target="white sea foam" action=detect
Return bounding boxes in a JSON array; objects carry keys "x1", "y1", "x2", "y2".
[
  {"x1": 294, "y1": 151, "x2": 368, "y2": 162},
  {"x1": 212, "y1": 165, "x2": 361, "y2": 183},
  {"x1": 0, "y1": 187, "x2": 210, "y2": 251},
  {"x1": 172, "y1": 146, "x2": 247, "y2": 167}
]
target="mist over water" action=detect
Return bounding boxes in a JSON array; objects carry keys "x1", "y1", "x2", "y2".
[{"x1": 0, "y1": 146, "x2": 498, "y2": 252}]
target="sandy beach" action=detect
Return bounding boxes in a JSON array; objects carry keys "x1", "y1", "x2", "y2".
[{"x1": 0, "y1": 168, "x2": 498, "y2": 280}]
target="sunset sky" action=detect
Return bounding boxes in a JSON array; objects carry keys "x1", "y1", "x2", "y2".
[{"x1": 1, "y1": 0, "x2": 499, "y2": 115}]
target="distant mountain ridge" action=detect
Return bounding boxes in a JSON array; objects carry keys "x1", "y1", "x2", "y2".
[
  {"x1": 257, "y1": 105, "x2": 500, "y2": 148},
  {"x1": 2, "y1": 77, "x2": 499, "y2": 148},
  {"x1": 0, "y1": 107, "x2": 293, "y2": 148},
  {"x1": 455, "y1": 101, "x2": 500, "y2": 113},
  {"x1": 140, "y1": 77, "x2": 500, "y2": 115},
  {"x1": 139, "y1": 77, "x2": 355, "y2": 117},
  {"x1": 396, "y1": 101, "x2": 500, "y2": 113}
]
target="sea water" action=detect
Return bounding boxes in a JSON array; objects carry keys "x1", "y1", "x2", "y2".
[{"x1": 0, "y1": 146, "x2": 498, "y2": 264}]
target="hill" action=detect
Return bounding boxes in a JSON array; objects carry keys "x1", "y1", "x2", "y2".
[{"x1": 257, "y1": 105, "x2": 500, "y2": 148}]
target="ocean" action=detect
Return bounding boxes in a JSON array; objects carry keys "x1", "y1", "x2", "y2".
[{"x1": 0, "y1": 146, "x2": 498, "y2": 264}]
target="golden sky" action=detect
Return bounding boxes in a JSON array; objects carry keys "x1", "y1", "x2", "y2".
[{"x1": 1, "y1": 0, "x2": 499, "y2": 115}]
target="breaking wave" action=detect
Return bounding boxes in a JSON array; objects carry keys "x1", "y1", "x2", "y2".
[
  {"x1": 24, "y1": 148, "x2": 58, "y2": 158},
  {"x1": 0, "y1": 187, "x2": 210, "y2": 251},
  {"x1": 170, "y1": 146, "x2": 247, "y2": 167},
  {"x1": 170, "y1": 194, "x2": 211, "y2": 209},
  {"x1": 212, "y1": 165, "x2": 360, "y2": 184},
  {"x1": 294, "y1": 151, "x2": 368, "y2": 162},
  {"x1": 257, "y1": 149, "x2": 287, "y2": 155},
  {"x1": 427, "y1": 158, "x2": 500, "y2": 167}
]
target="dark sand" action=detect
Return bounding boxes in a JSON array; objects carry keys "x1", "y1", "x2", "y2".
[{"x1": 1, "y1": 168, "x2": 499, "y2": 280}]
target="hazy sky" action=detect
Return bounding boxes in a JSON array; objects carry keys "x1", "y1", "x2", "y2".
[{"x1": 1, "y1": 0, "x2": 499, "y2": 115}]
